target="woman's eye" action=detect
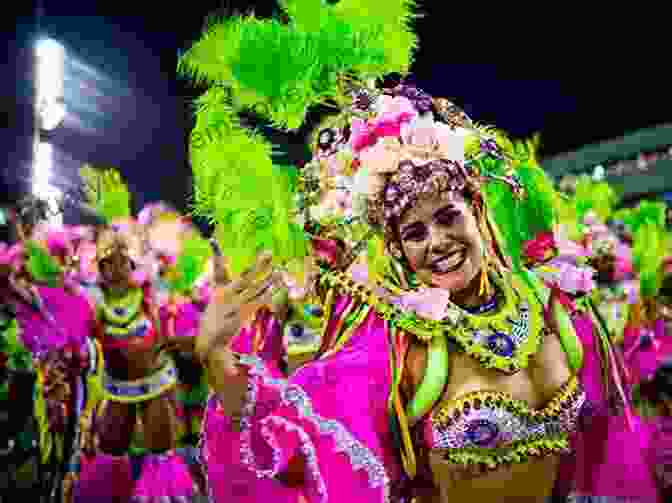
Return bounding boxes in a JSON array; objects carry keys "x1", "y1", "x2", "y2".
[{"x1": 436, "y1": 210, "x2": 459, "y2": 226}]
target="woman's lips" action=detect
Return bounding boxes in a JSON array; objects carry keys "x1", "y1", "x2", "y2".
[{"x1": 430, "y1": 248, "x2": 467, "y2": 274}]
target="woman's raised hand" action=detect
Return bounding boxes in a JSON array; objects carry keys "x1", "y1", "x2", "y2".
[{"x1": 195, "y1": 250, "x2": 285, "y2": 389}]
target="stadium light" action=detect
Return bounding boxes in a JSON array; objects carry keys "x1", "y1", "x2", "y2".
[
  {"x1": 35, "y1": 38, "x2": 66, "y2": 131},
  {"x1": 32, "y1": 37, "x2": 66, "y2": 225}
]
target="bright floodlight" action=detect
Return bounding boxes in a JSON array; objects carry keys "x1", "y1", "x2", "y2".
[{"x1": 35, "y1": 38, "x2": 66, "y2": 131}]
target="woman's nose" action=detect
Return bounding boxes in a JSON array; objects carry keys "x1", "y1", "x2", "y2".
[{"x1": 427, "y1": 225, "x2": 447, "y2": 252}]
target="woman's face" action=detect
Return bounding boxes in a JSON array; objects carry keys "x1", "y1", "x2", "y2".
[
  {"x1": 396, "y1": 191, "x2": 484, "y2": 293},
  {"x1": 99, "y1": 249, "x2": 131, "y2": 287}
]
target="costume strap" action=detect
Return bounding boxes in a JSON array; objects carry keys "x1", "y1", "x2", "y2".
[
  {"x1": 521, "y1": 268, "x2": 584, "y2": 373},
  {"x1": 405, "y1": 335, "x2": 449, "y2": 425},
  {"x1": 388, "y1": 324, "x2": 416, "y2": 479}
]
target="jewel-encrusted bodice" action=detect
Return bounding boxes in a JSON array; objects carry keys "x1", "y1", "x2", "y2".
[{"x1": 423, "y1": 376, "x2": 585, "y2": 470}]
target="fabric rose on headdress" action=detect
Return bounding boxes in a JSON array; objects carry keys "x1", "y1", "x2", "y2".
[
  {"x1": 350, "y1": 96, "x2": 417, "y2": 153},
  {"x1": 400, "y1": 115, "x2": 468, "y2": 165}
]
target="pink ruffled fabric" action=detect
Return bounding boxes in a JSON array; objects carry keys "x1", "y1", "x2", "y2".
[
  {"x1": 572, "y1": 415, "x2": 661, "y2": 501},
  {"x1": 159, "y1": 301, "x2": 202, "y2": 339},
  {"x1": 74, "y1": 454, "x2": 135, "y2": 502},
  {"x1": 203, "y1": 313, "x2": 300, "y2": 503},
  {"x1": 203, "y1": 296, "x2": 401, "y2": 503},
  {"x1": 131, "y1": 451, "x2": 198, "y2": 501}
]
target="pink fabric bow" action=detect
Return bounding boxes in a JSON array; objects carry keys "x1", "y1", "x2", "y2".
[{"x1": 391, "y1": 287, "x2": 452, "y2": 321}]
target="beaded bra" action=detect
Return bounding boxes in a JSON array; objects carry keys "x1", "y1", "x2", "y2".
[
  {"x1": 99, "y1": 287, "x2": 156, "y2": 350},
  {"x1": 424, "y1": 375, "x2": 585, "y2": 470}
]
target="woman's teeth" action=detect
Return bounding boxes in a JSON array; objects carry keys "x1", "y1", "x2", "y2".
[{"x1": 431, "y1": 250, "x2": 466, "y2": 273}]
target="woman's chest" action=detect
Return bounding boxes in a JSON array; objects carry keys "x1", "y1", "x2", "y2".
[{"x1": 420, "y1": 329, "x2": 580, "y2": 451}]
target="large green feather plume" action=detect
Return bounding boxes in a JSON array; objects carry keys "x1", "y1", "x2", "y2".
[
  {"x1": 180, "y1": 0, "x2": 418, "y2": 274},
  {"x1": 179, "y1": 0, "x2": 418, "y2": 129}
]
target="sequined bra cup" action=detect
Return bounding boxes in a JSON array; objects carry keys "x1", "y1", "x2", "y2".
[{"x1": 423, "y1": 376, "x2": 585, "y2": 469}]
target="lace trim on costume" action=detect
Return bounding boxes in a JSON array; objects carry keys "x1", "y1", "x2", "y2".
[
  {"x1": 262, "y1": 415, "x2": 328, "y2": 501},
  {"x1": 234, "y1": 353, "x2": 392, "y2": 503},
  {"x1": 427, "y1": 376, "x2": 585, "y2": 470}
]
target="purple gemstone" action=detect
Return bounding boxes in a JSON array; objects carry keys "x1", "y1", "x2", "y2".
[{"x1": 465, "y1": 419, "x2": 499, "y2": 447}]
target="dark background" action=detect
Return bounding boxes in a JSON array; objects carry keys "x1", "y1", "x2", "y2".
[{"x1": 3, "y1": 1, "x2": 671, "y2": 216}]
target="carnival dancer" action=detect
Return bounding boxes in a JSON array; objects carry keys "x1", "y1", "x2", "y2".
[
  {"x1": 72, "y1": 168, "x2": 199, "y2": 502},
  {"x1": 1, "y1": 206, "x2": 103, "y2": 503},
  {"x1": 179, "y1": 4, "x2": 602, "y2": 500},
  {"x1": 0, "y1": 239, "x2": 39, "y2": 500}
]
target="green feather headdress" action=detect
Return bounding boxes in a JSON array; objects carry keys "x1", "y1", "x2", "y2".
[
  {"x1": 179, "y1": 0, "x2": 419, "y2": 274},
  {"x1": 467, "y1": 132, "x2": 558, "y2": 274},
  {"x1": 79, "y1": 164, "x2": 132, "y2": 223},
  {"x1": 627, "y1": 200, "x2": 667, "y2": 298}
]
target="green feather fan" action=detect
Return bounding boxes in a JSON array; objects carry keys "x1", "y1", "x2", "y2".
[
  {"x1": 79, "y1": 165, "x2": 132, "y2": 222},
  {"x1": 181, "y1": 0, "x2": 418, "y2": 274},
  {"x1": 25, "y1": 240, "x2": 62, "y2": 287}
]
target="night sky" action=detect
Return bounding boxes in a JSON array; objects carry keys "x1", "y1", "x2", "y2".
[{"x1": 3, "y1": 1, "x2": 671, "y2": 216}]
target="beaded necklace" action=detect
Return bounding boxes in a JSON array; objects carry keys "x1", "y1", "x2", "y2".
[
  {"x1": 100, "y1": 287, "x2": 144, "y2": 326},
  {"x1": 320, "y1": 270, "x2": 544, "y2": 374}
]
